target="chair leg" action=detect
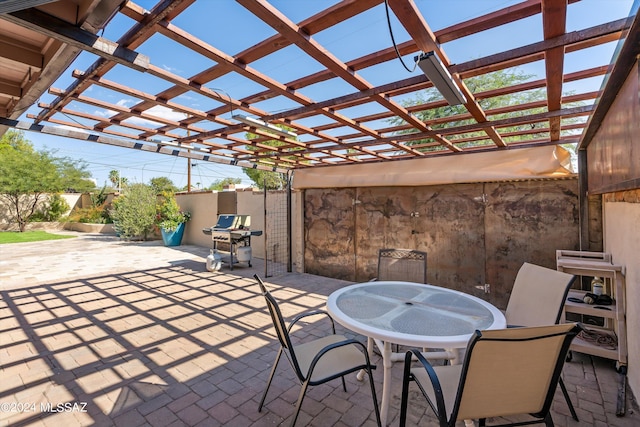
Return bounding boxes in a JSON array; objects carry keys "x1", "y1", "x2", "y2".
[
  {"x1": 366, "y1": 366, "x2": 382, "y2": 426},
  {"x1": 399, "y1": 360, "x2": 413, "y2": 427},
  {"x1": 290, "y1": 380, "x2": 310, "y2": 427},
  {"x1": 543, "y1": 412, "x2": 555, "y2": 427},
  {"x1": 558, "y1": 377, "x2": 579, "y2": 421},
  {"x1": 258, "y1": 347, "x2": 283, "y2": 412}
]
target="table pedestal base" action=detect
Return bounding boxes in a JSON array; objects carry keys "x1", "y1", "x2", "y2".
[{"x1": 362, "y1": 338, "x2": 458, "y2": 426}]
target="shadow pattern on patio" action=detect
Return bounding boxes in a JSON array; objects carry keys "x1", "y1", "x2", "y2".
[
  {"x1": 1, "y1": 260, "x2": 638, "y2": 426},
  {"x1": 0, "y1": 261, "x2": 381, "y2": 426}
]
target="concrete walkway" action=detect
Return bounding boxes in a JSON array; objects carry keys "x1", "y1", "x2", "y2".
[{"x1": 0, "y1": 233, "x2": 638, "y2": 426}]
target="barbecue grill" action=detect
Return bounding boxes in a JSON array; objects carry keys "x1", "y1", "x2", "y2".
[{"x1": 202, "y1": 214, "x2": 262, "y2": 270}]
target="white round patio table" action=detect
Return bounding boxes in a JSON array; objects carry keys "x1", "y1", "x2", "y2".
[{"x1": 326, "y1": 281, "x2": 506, "y2": 426}]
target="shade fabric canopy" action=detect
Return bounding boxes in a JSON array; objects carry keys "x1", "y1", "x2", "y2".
[{"x1": 293, "y1": 145, "x2": 574, "y2": 189}]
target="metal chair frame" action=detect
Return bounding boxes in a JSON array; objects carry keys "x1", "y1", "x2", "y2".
[
  {"x1": 399, "y1": 323, "x2": 582, "y2": 427},
  {"x1": 255, "y1": 274, "x2": 381, "y2": 427},
  {"x1": 505, "y1": 262, "x2": 578, "y2": 421}
]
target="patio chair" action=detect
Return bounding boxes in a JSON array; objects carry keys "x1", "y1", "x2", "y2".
[
  {"x1": 254, "y1": 274, "x2": 381, "y2": 427},
  {"x1": 371, "y1": 248, "x2": 428, "y2": 354},
  {"x1": 399, "y1": 323, "x2": 583, "y2": 427},
  {"x1": 505, "y1": 262, "x2": 578, "y2": 421},
  {"x1": 505, "y1": 262, "x2": 575, "y2": 328},
  {"x1": 377, "y1": 248, "x2": 427, "y2": 283}
]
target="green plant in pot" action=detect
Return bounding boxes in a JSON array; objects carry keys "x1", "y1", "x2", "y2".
[{"x1": 156, "y1": 191, "x2": 191, "y2": 246}]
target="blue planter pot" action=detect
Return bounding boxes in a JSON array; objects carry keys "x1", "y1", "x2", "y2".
[{"x1": 161, "y1": 222, "x2": 185, "y2": 246}]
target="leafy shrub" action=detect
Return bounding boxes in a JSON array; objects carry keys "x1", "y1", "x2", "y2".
[
  {"x1": 110, "y1": 183, "x2": 157, "y2": 240},
  {"x1": 31, "y1": 194, "x2": 70, "y2": 222},
  {"x1": 67, "y1": 206, "x2": 110, "y2": 224},
  {"x1": 48, "y1": 194, "x2": 70, "y2": 220},
  {"x1": 155, "y1": 191, "x2": 190, "y2": 231},
  {"x1": 90, "y1": 185, "x2": 109, "y2": 207}
]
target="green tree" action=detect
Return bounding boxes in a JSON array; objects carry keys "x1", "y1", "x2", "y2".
[
  {"x1": 242, "y1": 130, "x2": 295, "y2": 190},
  {"x1": 109, "y1": 170, "x2": 119, "y2": 187},
  {"x1": 0, "y1": 130, "x2": 93, "y2": 231},
  {"x1": 243, "y1": 168, "x2": 288, "y2": 190},
  {"x1": 109, "y1": 183, "x2": 157, "y2": 240},
  {"x1": 391, "y1": 68, "x2": 582, "y2": 152},
  {"x1": 150, "y1": 176, "x2": 178, "y2": 194},
  {"x1": 208, "y1": 177, "x2": 242, "y2": 191},
  {"x1": 53, "y1": 155, "x2": 95, "y2": 193},
  {"x1": 109, "y1": 169, "x2": 128, "y2": 191},
  {"x1": 1, "y1": 128, "x2": 34, "y2": 152}
]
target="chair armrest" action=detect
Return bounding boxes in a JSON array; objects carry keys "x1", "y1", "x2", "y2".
[
  {"x1": 288, "y1": 309, "x2": 336, "y2": 334},
  {"x1": 405, "y1": 349, "x2": 447, "y2": 418},
  {"x1": 308, "y1": 338, "x2": 375, "y2": 379}
]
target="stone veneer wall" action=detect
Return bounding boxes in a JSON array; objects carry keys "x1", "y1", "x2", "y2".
[{"x1": 303, "y1": 178, "x2": 581, "y2": 310}]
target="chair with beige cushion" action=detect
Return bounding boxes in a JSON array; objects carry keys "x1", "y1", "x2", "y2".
[
  {"x1": 505, "y1": 262, "x2": 575, "y2": 328},
  {"x1": 254, "y1": 274, "x2": 381, "y2": 427},
  {"x1": 399, "y1": 323, "x2": 582, "y2": 427},
  {"x1": 505, "y1": 262, "x2": 578, "y2": 421}
]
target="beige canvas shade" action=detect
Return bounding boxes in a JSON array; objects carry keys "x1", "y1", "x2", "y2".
[{"x1": 293, "y1": 145, "x2": 574, "y2": 189}]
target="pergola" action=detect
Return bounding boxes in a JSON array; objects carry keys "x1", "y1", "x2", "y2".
[{"x1": 0, "y1": 0, "x2": 636, "y2": 175}]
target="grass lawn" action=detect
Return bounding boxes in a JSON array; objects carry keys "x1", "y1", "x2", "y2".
[{"x1": 0, "y1": 231, "x2": 76, "y2": 244}]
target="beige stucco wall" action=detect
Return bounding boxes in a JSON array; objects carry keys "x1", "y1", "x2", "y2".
[
  {"x1": 175, "y1": 191, "x2": 219, "y2": 249},
  {"x1": 237, "y1": 189, "x2": 304, "y2": 271},
  {"x1": 61, "y1": 193, "x2": 82, "y2": 213},
  {"x1": 586, "y1": 58, "x2": 639, "y2": 398},
  {"x1": 237, "y1": 190, "x2": 266, "y2": 258},
  {"x1": 0, "y1": 193, "x2": 82, "y2": 224},
  {"x1": 175, "y1": 190, "x2": 303, "y2": 271},
  {"x1": 603, "y1": 200, "x2": 639, "y2": 393}
]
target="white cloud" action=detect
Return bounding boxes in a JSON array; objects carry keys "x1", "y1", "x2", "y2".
[
  {"x1": 93, "y1": 98, "x2": 134, "y2": 118},
  {"x1": 116, "y1": 99, "x2": 134, "y2": 107},
  {"x1": 162, "y1": 64, "x2": 181, "y2": 73},
  {"x1": 94, "y1": 108, "x2": 117, "y2": 118}
]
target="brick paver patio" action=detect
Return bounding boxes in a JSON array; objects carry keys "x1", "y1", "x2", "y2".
[{"x1": 1, "y1": 233, "x2": 638, "y2": 426}]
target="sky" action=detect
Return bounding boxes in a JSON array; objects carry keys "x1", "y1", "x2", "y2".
[{"x1": 17, "y1": 0, "x2": 637, "y2": 189}]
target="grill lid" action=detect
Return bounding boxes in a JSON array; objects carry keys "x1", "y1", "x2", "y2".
[{"x1": 213, "y1": 214, "x2": 250, "y2": 230}]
